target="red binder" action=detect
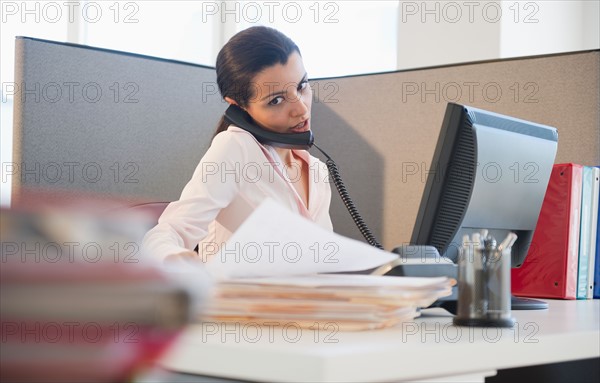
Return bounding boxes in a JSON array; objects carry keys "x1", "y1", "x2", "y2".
[{"x1": 512, "y1": 163, "x2": 583, "y2": 299}]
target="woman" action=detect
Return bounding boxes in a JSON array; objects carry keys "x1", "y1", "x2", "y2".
[{"x1": 143, "y1": 26, "x2": 333, "y2": 264}]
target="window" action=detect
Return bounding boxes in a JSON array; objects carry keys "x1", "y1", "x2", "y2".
[
  {"x1": 230, "y1": 1, "x2": 400, "y2": 78},
  {"x1": 83, "y1": 1, "x2": 216, "y2": 66}
]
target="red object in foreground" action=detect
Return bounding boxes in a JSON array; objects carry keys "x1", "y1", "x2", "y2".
[{"x1": 0, "y1": 191, "x2": 192, "y2": 383}]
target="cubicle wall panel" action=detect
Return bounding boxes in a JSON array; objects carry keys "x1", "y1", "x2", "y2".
[
  {"x1": 12, "y1": 37, "x2": 224, "y2": 204},
  {"x1": 310, "y1": 51, "x2": 599, "y2": 247}
]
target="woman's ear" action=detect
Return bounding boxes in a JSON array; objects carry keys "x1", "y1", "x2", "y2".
[{"x1": 224, "y1": 97, "x2": 238, "y2": 106}]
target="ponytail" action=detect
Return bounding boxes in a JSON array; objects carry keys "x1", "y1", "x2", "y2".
[{"x1": 212, "y1": 115, "x2": 230, "y2": 139}]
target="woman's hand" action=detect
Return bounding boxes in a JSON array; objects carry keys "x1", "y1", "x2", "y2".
[{"x1": 164, "y1": 250, "x2": 202, "y2": 265}]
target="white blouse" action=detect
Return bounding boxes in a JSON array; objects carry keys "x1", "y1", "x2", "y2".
[{"x1": 142, "y1": 125, "x2": 333, "y2": 263}]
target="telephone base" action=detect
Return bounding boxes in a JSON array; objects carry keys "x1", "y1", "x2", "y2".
[{"x1": 386, "y1": 245, "x2": 458, "y2": 300}]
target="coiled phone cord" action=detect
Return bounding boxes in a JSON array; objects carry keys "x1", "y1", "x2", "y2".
[{"x1": 312, "y1": 143, "x2": 384, "y2": 250}]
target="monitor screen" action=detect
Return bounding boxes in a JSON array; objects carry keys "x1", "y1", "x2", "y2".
[{"x1": 411, "y1": 103, "x2": 558, "y2": 267}]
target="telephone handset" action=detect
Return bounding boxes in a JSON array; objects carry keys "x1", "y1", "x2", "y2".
[
  {"x1": 223, "y1": 104, "x2": 384, "y2": 249},
  {"x1": 224, "y1": 104, "x2": 314, "y2": 150}
]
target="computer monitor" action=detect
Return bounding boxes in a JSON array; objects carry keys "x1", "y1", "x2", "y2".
[{"x1": 410, "y1": 103, "x2": 558, "y2": 308}]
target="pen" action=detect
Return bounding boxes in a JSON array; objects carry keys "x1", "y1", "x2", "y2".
[{"x1": 498, "y1": 232, "x2": 518, "y2": 252}]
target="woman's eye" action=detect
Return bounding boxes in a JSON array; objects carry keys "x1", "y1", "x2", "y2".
[
  {"x1": 298, "y1": 81, "x2": 308, "y2": 91},
  {"x1": 268, "y1": 96, "x2": 284, "y2": 106}
]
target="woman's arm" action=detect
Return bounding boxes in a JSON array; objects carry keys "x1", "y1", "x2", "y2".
[{"x1": 142, "y1": 131, "x2": 246, "y2": 263}]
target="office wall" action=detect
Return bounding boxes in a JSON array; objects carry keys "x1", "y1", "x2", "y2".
[
  {"x1": 500, "y1": 1, "x2": 600, "y2": 59},
  {"x1": 12, "y1": 37, "x2": 599, "y2": 249},
  {"x1": 396, "y1": 0, "x2": 501, "y2": 70}
]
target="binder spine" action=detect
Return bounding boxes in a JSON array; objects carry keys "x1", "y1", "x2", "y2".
[
  {"x1": 566, "y1": 165, "x2": 583, "y2": 299},
  {"x1": 577, "y1": 167, "x2": 593, "y2": 298},
  {"x1": 589, "y1": 167, "x2": 600, "y2": 299}
]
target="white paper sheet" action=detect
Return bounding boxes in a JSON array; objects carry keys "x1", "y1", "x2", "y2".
[{"x1": 205, "y1": 199, "x2": 397, "y2": 279}]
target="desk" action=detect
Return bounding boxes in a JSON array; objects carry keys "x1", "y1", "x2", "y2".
[{"x1": 156, "y1": 300, "x2": 600, "y2": 382}]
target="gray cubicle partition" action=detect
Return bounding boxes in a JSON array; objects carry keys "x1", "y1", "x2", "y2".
[
  {"x1": 12, "y1": 37, "x2": 599, "y2": 248},
  {"x1": 12, "y1": 37, "x2": 223, "y2": 203}
]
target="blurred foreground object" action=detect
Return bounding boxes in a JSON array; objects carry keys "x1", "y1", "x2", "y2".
[{"x1": 1, "y1": 188, "x2": 209, "y2": 382}]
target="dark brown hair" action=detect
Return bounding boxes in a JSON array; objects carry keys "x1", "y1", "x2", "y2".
[{"x1": 213, "y1": 26, "x2": 300, "y2": 137}]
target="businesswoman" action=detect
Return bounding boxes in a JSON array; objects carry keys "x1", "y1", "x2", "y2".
[{"x1": 142, "y1": 26, "x2": 333, "y2": 264}]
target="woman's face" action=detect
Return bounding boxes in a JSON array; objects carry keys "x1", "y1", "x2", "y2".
[{"x1": 236, "y1": 52, "x2": 312, "y2": 134}]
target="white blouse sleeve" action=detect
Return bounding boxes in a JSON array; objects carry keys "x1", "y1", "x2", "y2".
[{"x1": 142, "y1": 131, "x2": 245, "y2": 262}]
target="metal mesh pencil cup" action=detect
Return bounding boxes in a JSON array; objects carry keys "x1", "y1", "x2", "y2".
[{"x1": 453, "y1": 231, "x2": 515, "y2": 328}]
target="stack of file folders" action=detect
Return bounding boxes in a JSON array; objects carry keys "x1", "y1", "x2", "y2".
[{"x1": 203, "y1": 275, "x2": 454, "y2": 331}]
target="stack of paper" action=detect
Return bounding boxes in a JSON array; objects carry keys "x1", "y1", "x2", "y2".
[
  {"x1": 202, "y1": 200, "x2": 454, "y2": 331},
  {"x1": 204, "y1": 275, "x2": 453, "y2": 331}
]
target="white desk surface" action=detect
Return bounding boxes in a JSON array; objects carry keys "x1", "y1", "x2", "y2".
[{"x1": 159, "y1": 300, "x2": 600, "y2": 383}]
